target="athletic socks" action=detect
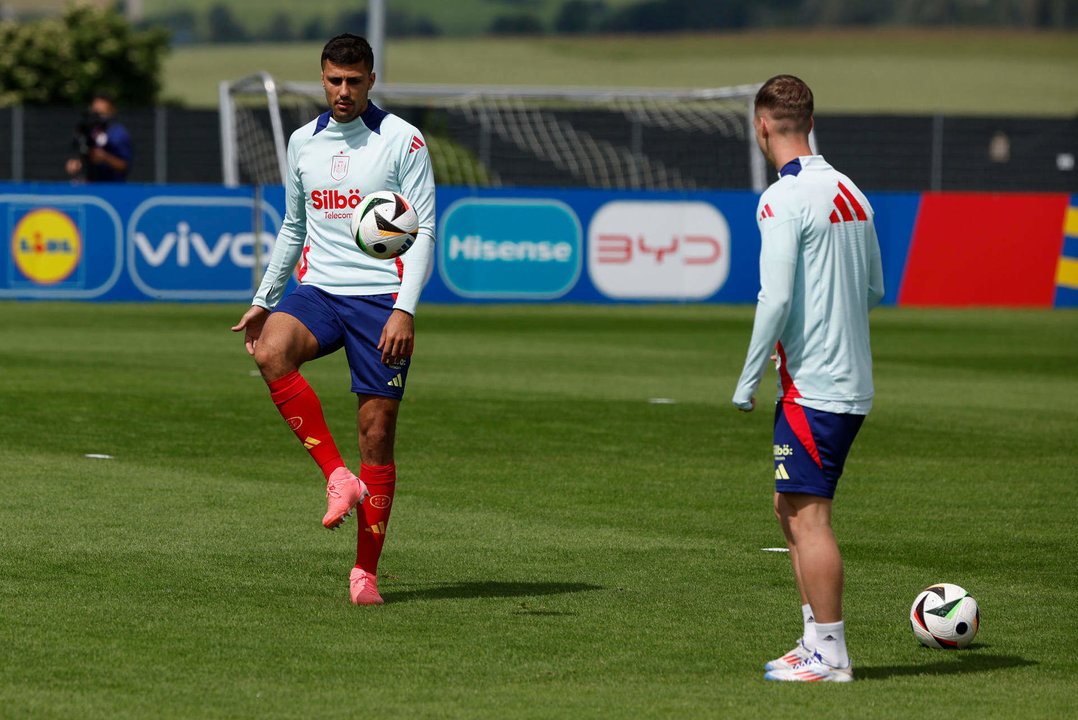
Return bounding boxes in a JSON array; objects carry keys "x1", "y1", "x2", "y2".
[
  {"x1": 355, "y1": 462, "x2": 397, "y2": 575},
  {"x1": 802, "y1": 603, "x2": 817, "y2": 650},
  {"x1": 266, "y1": 370, "x2": 346, "y2": 480},
  {"x1": 814, "y1": 620, "x2": 849, "y2": 668}
]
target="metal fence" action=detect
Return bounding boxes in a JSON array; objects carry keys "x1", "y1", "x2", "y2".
[{"x1": 0, "y1": 105, "x2": 1073, "y2": 192}]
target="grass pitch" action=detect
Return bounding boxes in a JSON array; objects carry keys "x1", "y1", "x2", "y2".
[{"x1": 0, "y1": 303, "x2": 1075, "y2": 718}]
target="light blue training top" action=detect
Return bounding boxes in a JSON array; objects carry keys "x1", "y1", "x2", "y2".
[
  {"x1": 253, "y1": 102, "x2": 437, "y2": 316},
  {"x1": 733, "y1": 155, "x2": 885, "y2": 415}
]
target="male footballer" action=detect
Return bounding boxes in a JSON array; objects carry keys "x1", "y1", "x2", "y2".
[
  {"x1": 732, "y1": 75, "x2": 884, "y2": 681},
  {"x1": 232, "y1": 33, "x2": 436, "y2": 605}
]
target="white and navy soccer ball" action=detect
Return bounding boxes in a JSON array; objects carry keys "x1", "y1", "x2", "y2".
[
  {"x1": 351, "y1": 190, "x2": 419, "y2": 260},
  {"x1": 910, "y1": 583, "x2": 980, "y2": 649}
]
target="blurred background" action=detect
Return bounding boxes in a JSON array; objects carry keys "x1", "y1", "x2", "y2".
[
  {"x1": 0, "y1": 0, "x2": 1074, "y2": 190},
  {"x1": 0, "y1": 0, "x2": 1075, "y2": 307}
]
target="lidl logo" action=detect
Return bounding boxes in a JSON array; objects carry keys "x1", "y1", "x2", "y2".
[
  {"x1": 438, "y1": 198, "x2": 582, "y2": 299},
  {"x1": 11, "y1": 208, "x2": 81, "y2": 285}
]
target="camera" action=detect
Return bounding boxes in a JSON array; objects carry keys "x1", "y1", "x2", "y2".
[{"x1": 72, "y1": 110, "x2": 110, "y2": 181}]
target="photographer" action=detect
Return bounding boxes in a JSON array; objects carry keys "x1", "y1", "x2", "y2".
[{"x1": 66, "y1": 92, "x2": 132, "y2": 182}]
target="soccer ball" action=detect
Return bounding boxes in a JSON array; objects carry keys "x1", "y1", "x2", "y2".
[
  {"x1": 909, "y1": 583, "x2": 980, "y2": 649},
  {"x1": 351, "y1": 191, "x2": 419, "y2": 260}
]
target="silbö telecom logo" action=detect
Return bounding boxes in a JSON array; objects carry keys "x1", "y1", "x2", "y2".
[{"x1": 437, "y1": 199, "x2": 582, "y2": 299}]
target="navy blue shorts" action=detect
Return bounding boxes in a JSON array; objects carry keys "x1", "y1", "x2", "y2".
[
  {"x1": 273, "y1": 284, "x2": 408, "y2": 399},
  {"x1": 772, "y1": 402, "x2": 864, "y2": 499}
]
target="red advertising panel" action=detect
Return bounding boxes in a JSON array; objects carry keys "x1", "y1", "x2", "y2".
[{"x1": 899, "y1": 193, "x2": 1069, "y2": 307}]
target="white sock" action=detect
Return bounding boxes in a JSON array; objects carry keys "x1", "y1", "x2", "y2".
[
  {"x1": 813, "y1": 620, "x2": 849, "y2": 668},
  {"x1": 801, "y1": 603, "x2": 816, "y2": 650}
]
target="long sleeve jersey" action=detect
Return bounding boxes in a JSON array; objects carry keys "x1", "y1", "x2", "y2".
[
  {"x1": 732, "y1": 155, "x2": 884, "y2": 415},
  {"x1": 252, "y1": 102, "x2": 436, "y2": 316}
]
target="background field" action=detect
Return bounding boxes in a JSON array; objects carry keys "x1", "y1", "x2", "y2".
[
  {"x1": 163, "y1": 30, "x2": 1078, "y2": 114},
  {"x1": 1, "y1": 303, "x2": 1075, "y2": 718},
  {"x1": 144, "y1": 0, "x2": 642, "y2": 37}
]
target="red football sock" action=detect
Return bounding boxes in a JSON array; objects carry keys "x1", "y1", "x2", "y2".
[
  {"x1": 355, "y1": 462, "x2": 396, "y2": 574},
  {"x1": 266, "y1": 370, "x2": 345, "y2": 481}
]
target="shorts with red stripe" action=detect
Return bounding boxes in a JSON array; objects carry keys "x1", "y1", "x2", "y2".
[{"x1": 772, "y1": 401, "x2": 864, "y2": 499}]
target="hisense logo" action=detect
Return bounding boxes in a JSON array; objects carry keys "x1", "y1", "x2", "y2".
[{"x1": 448, "y1": 235, "x2": 573, "y2": 263}]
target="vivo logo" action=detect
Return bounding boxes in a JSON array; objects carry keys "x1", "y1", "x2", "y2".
[
  {"x1": 126, "y1": 195, "x2": 283, "y2": 300},
  {"x1": 133, "y1": 221, "x2": 273, "y2": 268}
]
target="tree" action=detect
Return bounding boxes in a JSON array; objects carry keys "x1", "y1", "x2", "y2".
[
  {"x1": 264, "y1": 13, "x2": 295, "y2": 42},
  {"x1": 206, "y1": 3, "x2": 249, "y2": 43},
  {"x1": 0, "y1": 4, "x2": 169, "y2": 106},
  {"x1": 555, "y1": 1, "x2": 608, "y2": 34}
]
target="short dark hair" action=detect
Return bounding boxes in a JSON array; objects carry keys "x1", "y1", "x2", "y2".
[
  {"x1": 754, "y1": 75, "x2": 813, "y2": 134},
  {"x1": 321, "y1": 33, "x2": 374, "y2": 71},
  {"x1": 91, "y1": 90, "x2": 116, "y2": 106}
]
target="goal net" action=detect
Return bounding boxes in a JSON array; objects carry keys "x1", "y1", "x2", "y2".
[{"x1": 221, "y1": 76, "x2": 767, "y2": 191}]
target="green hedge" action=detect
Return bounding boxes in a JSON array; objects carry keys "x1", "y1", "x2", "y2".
[{"x1": 0, "y1": 5, "x2": 169, "y2": 106}]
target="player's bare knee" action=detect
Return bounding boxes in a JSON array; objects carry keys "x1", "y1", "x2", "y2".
[{"x1": 253, "y1": 338, "x2": 295, "y2": 381}]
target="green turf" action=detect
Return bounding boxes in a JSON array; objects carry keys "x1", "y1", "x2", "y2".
[
  {"x1": 163, "y1": 30, "x2": 1078, "y2": 115},
  {"x1": 1, "y1": 303, "x2": 1076, "y2": 718}
]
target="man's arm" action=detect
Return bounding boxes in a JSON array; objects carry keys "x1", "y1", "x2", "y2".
[
  {"x1": 732, "y1": 216, "x2": 798, "y2": 411},
  {"x1": 252, "y1": 134, "x2": 307, "y2": 310},
  {"x1": 392, "y1": 127, "x2": 436, "y2": 317},
  {"x1": 376, "y1": 126, "x2": 436, "y2": 364},
  {"x1": 866, "y1": 222, "x2": 885, "y2": 309},
  {"x1": 89, "y1": 147, "x2": 128, "y2": 174}
]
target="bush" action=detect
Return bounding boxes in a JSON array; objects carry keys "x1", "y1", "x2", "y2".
[{"x1": 0, "y1": 5, "x2": 169, "y2": 106}]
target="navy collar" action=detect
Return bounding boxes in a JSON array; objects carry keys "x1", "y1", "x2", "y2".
[
  {"x1": 312, "y1": 102, "x2": 388, "y2": 136},
  {"x1": 359, "y1": 101, "x2": 388, "y2": 134},
  {"x1": 779, "y1": 158, "x2": 802, "y2": 177}
]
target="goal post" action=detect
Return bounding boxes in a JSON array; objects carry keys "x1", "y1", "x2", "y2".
[{"x1": 220, "y1": 77, "x2": 769, "y2": 192}]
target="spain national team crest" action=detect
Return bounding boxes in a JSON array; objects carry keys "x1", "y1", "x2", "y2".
[{"x1": 330, "y1": 153, "x2": 350, "y2": 181}]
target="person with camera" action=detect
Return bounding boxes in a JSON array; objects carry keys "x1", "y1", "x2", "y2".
[{"x1": 66, "y1": 91, "x2": 132, "y2": 182}]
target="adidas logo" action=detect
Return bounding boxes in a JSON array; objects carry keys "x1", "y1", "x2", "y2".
[
  {"x1": 759, "y1": 203, "x2": 774, "y2": 221},
  {"x1": 829, "y1": 182, "x2": 867, "y2": 224},
  {"x1": 365, "y1": 521, "x2": 387, "y2": 535},
  {"x1": 409, "y1": 136, "x2": 425, "y2": 154},
  {"x1": 775, "y1": 463, "x2": 790, "y2": 480},
  {"x1": 821, "y1": 634, "x2": 837, "y2": 642},
  {"x1": 386, "y1": 374, "x2": 403, "y2": 388},
  {"x1": 303, "y1": 436, "x2": 321, "y2": 450}
]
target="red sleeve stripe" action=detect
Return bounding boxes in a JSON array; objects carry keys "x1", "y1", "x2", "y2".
[
  {"x1": 834, "y1": 195, "x2": 854, "y2": 222},
  {"x1": 838, "y1": 182, "x2": 867, "y2": 221}
]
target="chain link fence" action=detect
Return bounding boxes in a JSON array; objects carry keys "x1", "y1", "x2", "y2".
[{"x1": 0, "y1": 105, "x2": 1073, "y2": 192}]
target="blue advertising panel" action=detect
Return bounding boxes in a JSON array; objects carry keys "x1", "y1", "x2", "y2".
[
  {"x1": 0, "y1": 182, "x2": 286, "y2": 302},
  {"x1": 438, "y1": 197, "x2": 582, "y2": 299},
  {"x1": 0, "y1": 182, "x2": 927, "y2": 305}
]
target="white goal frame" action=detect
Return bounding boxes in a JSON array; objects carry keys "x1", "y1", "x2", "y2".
[{"x1": 220, "y1": 75, "x2": 771, "y2": 191}]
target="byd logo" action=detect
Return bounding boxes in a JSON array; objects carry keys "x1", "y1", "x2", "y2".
[{"x1": 587, "y1": 201, "x2": 730, "y2": 300}]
